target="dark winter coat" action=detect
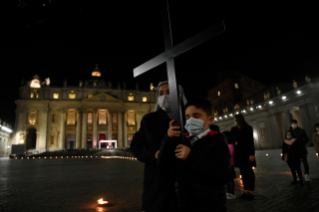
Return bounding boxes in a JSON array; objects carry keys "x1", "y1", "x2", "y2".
[
  {"x1": 290, "y1": 127, "x2": 309, "y2": 155},
  {"x1": 230, "y1": 125, "x2": 256, "y2": 167},
  {"x1": 282, "y1": 139, "x2": 302, "y2": 163},
  {"x1": 130, "y1": 109, "x2": 177, "y2": 212},
  {"x1": 158, "y1": 130, "x2": 231, "y2": 212}
]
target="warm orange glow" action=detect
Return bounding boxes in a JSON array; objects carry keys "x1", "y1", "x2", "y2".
[
  {"x1": 56, "y1": 156, "x2": 57, "y2": 159},
  {"x1": 239, "y1": 175, "x2": 242, "y2": 178},
  {"x1": 266, "y1": 154, "x2": 269, "y2": 157},
  {"x1": 66, "y1": 156, "x2": 68, "y2": 158},
  {"x1": 90, "y1": 156, "x2": 92, "y2": 158},
  {"x1": 97, "y1": 198, "x2": 108, "y2": 205},
  {"x1": 316, "y1": 153, "x2": 318, "y2": 157},
  {"x1": 44, "y1": 157, "x2": 46, "y2": 159},
  {"x1": 72, "y1": 156, "x2": 74, "y2": 158},
  {"x1": 61, "y1": 156, "x2": 63, "y2": 158},
  {"x1": 39, "y1": 157, "x2": 41, "y2": 159},
  {"x1": 252, "y1": 167, "x2": 255, "y2": 170},
  {"x1": 50, "y1": 156, "x2": 52, "y2": 159},
  {"x1": 27, "y1": 157, "x2": 29, "y2": 159},
  {"x1": 15, "y1": 157, "x2": 17, "y2": 159},
  {"x1": 280, "y1": 153, "x2": 283, "y2": 157},
  {"x1": 21, "y1": 157, "x2": 23, "y2": 159},
  {"x1": 33, "y1": 157, "x2": 35, "y2": 159}
]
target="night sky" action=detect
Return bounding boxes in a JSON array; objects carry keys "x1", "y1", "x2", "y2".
[{"x1": 2, "y1": 0, "x2": 319, "y2": 127}]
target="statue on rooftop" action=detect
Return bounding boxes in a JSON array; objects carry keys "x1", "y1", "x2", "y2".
[
  {"x1": 79, "y1": 80, "x2": 83, "y2": 87},
  {"x1": 293, "y1": 80, "x2": 298, "y2": 88},
  {"x1": 305, "y1": 75, "x2": 311, "y2": 84},
  {"x1": 276, "y1": 87, "x2": 281, "y2": 95},
  {"x1": 45, "y1": 78, "x2": 50, "y2": 86}
]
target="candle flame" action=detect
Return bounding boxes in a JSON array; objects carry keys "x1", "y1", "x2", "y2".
[{"x1": 98, "y1": 198, "x2": 108, "y2": 205}]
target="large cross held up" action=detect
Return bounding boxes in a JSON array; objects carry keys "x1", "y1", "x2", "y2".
[{"x1": 133, "y1": 1, "x2": 225, "y2": 138}]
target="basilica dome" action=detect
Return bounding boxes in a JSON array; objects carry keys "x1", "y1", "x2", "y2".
[{"x1": 92, "y1": 64, "x2": 101, "y2": 77}]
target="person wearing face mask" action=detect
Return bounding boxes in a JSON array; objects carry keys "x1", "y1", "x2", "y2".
[
  {"x1": 289, "y1": 119, "x2": 310, "y2": 181},
  {"x1": 230, "y1": 114, "x2": 256, "y2": 200},
  {"x1": 158, "y1": 98, "x2": 230, "y2": 212},
  {"x1": 130, "y1": 81, "x2": 187, "y2": 212},
  {"x1": 282, "y1": 130, "x2": 303, "y2": 185},
  {"x1": 312, "y1": 123, "x2": 319, "y2": 154}
]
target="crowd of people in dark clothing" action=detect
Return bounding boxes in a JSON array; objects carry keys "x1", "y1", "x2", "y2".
[{"x1": 130, "y1": 81, "x2": 318, "y2": 212}]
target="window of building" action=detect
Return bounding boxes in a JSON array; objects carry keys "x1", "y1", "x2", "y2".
[
  {"x1": 142, "y1": 97, "x2": 147, "y2": 102},
  {"x1": 69, "y1": 90, "x2": 76, "y2": 99},
  {"x1": 218, "y1": 91, "x2": 221, "y2": 97},
  {"x1": 127, "y1": 112, "x2": 136, "y2": 125},
  {"x1": 261, "y1": 128, "x2": 266, "y2": 139},
  {"x1": 98, "y1": 111, "x2": 107, "y2": 125},
  {"x1": 52, "y1": 114, "x2": 56, "y2": 123},
  {"x1": 28, "y1": 110, "x2": 38, "y2": 125},
  {"x1": 88, "y1": 94, "x2": 93, "y2": 98},
  {"x1": 67, "y1": 111, "x2": 75, "y2": 125},
  {"x1": 234, "y1": 83, "x2": 239, "y2": 89},
  {"x1": 112, "y1": 113, "x2": 117, "y2": 124},
  {"x1": 53, "y1": 93, "x2": 59, "y2": 99},
  {"x1": 87, "y1": 113, "x2": 93, "y2": 124},
  {"x1": 128, "y1": 96, "x2": 134, "y2": 101},
  {"x1": 31, "y1": 90, "x2": 38, "y2": 99}
]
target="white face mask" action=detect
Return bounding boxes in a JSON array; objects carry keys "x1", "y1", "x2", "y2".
[
  {"x1": 157, "y1": 94, "x2": 171, "y2": 112},
  {"x1": 291, "y1": 124, "x2": 297, "y2": 129}
]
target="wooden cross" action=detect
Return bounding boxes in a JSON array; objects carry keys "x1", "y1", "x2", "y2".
[{"x1": 133, "y1": 1, "x2": 225, "y2": 134}]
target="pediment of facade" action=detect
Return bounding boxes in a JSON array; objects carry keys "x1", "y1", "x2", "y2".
[{"x1": 83, "y1": 93, "x2": 123, "y2": 103}]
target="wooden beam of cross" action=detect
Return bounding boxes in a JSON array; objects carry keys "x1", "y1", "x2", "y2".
[{"x1": 133, "y1": 1, "x2": 225, "y2": 138}]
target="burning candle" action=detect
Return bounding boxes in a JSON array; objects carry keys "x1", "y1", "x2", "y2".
[
  {"x1": 38, "y1": 157, "x2": 41, "y2": 159},
  {"x1": 97, "y1": 198, "x2": 108, "y2": 207},
  {"x1": 61, "y1": 156, "x2": 63, "y2": 159},
  {"x1": 44, "y1": 157, "x2": 46, "y2": 159},
  {"x1": 50, "y1": 156, "x2": 52, "y2": 159},
  {"x1": 81, "y1": 156, "x2": 84, "y2": 158},
  {"x1": 72, "y1": 156, "x2": 74, "y2": 158},
  {"x1": 280, "y1": 153, "x2": 283, "y2": 157},
  {"x1": 86, "y1": 156, "x2": 88, "y2": 158},
  {"x1": 266, "y1": 154, "x2": 269, "y2": 157},
  {"x1": 316, "y1": 153, "x2": 318, "y2": 157},
  {"x1": 252, "y1": 167, "x2": 255, "y2": 170},
  {"x1": 27, "y1": 157, "x2": 29, "y2": 159},
  {"x1": 90, "y1": 156, "x2": 92, "y2": 158},
  {"x1": 15, "y1": 157, "x2": 17, "y2": 159},
  {"x1": 96, "y1": 156, "x2": 98, "y2": 158},
  {"x1": 239, "y1": 175, "x2": 242, "y2": 179},
  {"x1": 56, "y1": 156, "x2": 58, "y2": 159},
  {"x1": 21, "y1": 157, "x2": 23, "y2": 160},
  {"x1": 33, "y1": 157, "x2": 35, "y2": 159},
  {"x1": 66, "y1": 156, "x2": 68, "y2": 158}
]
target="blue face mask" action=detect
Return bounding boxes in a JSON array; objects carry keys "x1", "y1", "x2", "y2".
[
  {"x1": 184, "y1": 117, "x2": 207, "y2": 136},
  {"x1": 286, "y1": 135, "x2": 292, "y2": 140}
]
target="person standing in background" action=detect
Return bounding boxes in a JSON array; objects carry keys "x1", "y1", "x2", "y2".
[
  {"x1": 230, "y1": 114, "x2": 256, "y2": 200},
  {"x1": 290, "y1": 120, "x2": 310, "y2": 182}
]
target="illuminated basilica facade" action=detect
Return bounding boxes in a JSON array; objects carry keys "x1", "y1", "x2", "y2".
[{"x1": 14, "y1": 65, "x2": 156, "y2": 154}]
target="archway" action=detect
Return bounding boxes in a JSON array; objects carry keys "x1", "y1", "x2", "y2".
[{"x1": 26, "y1": 128, "x2": 37, "y2": 149}]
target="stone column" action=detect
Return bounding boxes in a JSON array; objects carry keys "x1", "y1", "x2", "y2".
[
  {"x1": 59, "y1": 109, "x2": 66, "y2": 149},
  {"x1": 93, "y1": 109, "x2": 98, "y2": 148},
  {"x1": 123, "y1": 110, "x2": 128, "y2": 147},
  {"x1": 268, "y1": 113, "x2": 282, "y2": 148},
  {"x1": 81, "y1": 110, "x2": 87, "y2": 149},
  {"x1": 39, "y1": 108, "x2": 49, "y2": 153},
  {"x1": 16, "y1": 107, "x2": 27, "y2": 144},
  {"x1": 108, "y1": 111, "x2": 113, "y2": 140},
  {"x1": 136, "y1": 111, "x2": 143, "y2": 131},
  {"x1": 117, "y1": 111, "x2": 123, "y2": 148},
  {"x1": 299, "y1": 104, "x2": 313, "y2": 145},
  {"x1": 75, "y1": 109, "x2": 81, "y2": 149},
  {"x1": 281, "y1": 111, "x2": 291, "y2": 133}
]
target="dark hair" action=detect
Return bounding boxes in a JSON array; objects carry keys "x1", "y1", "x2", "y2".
[
  {"x1": 290, "y1": 119, "x2": 298, "y2": 124},
  {"x1": 235, "y1": 114, "x2": 249, "y2": 129},
  {"x1": 222, "y1": 131, "x2": 232, "y2": 144},
  {"x1": 285, "y1": 130, "x2": 296, "y2": 140},
  {"x1": 185, "y1": 98, "x2": 212, "y2": 116},
  {"x1": 315, "y1": 123, "x2": 319, "y2": 131}
]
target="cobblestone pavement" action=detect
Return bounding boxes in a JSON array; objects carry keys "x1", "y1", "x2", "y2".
[{"x1": 1, "y1": 148, "x2": 319, "y2": 212}]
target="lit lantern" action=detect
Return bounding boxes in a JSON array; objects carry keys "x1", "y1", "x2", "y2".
[
  {"x1": 266, "y1": 154, "x2": 269, "y2": 157},
  {"x1": 97, "y1": 198, "x2": 108, "y2": 207}
]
